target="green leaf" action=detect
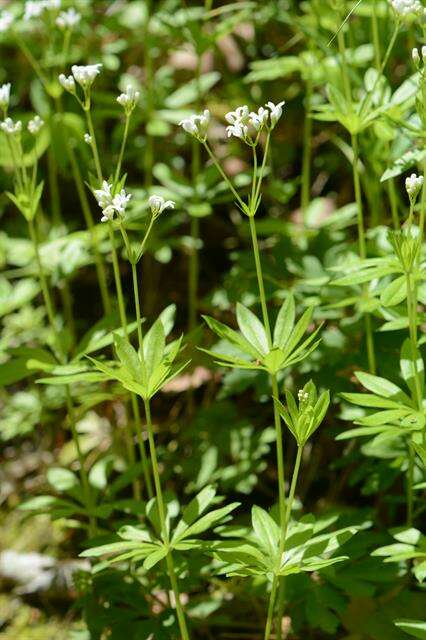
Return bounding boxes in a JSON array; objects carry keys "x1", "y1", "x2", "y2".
[
  {"x1": 114, "y1": 333, "x2": 141, "y2": 380},
  {"x1": 47, "y1": 467, "x2": 79, "y2": 491},
  {"x1": 355, "y1": 371, "x2": 407, "y2": 400},
  {"x1": 251, "y1": 506, "x2": 280, "y2": 559},
  {"x1": 273, "y1": 294, "x2": 295, "y2": 349},
  {"x1": 173, "y1": 486, "x2": 217, "y2": 542},
  {"x1": 236, "y1": 303, "x2": 268, "y2": 356},
  {"x1": 394, "y1": 620, "x2": 426, "y2": 639},
  {"x1": 143, "y1": 318, "x2": 166, "y2": 379},
  {"x1": 176, "y1": 502, "x2": 239, "y2": 540},
  {"x1": 143, "y1": 546, "x2": 168, "y2": 570},
  {"x1": 202, "y1": 315, "x2": 261, "y2": 359},
  {"x1": 380, "y1": 275, "x2": 407, "y2": 307}
]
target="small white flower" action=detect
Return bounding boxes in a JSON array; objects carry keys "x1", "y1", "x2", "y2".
[
  {"x1": 265, "y1": 101, "x2": 285, "y2": 129},
  {"x1": 226, "y1": 121, "x2": 249, "y2": 140},
  {"x1": 248, "y1": 106, "x2": 269, "y2": 132},
  {"x1": 423, "y1": 45, "x2": 426, "y2": 59},
  {"x1": 225, "y1": 105, "x2": 250, "y2": 126},
  {"x1": 117, "y1": 85, "x2": 140, "y2": 114},
  {"x1": 56, "y1": 7, "x2": 81, "y2": 30},
  {"x1": 27, "y1": 115, "x2": 44, "y2": 135},
  {"x1": 0, "y1": 83, "x2": 11, "y2": 111},
  {"x1": 0, "y1": 10, "x2": 14, "y2": 32},
  {"x1": 412, "y1": 48, "x2": 420, "y2": 65},
  {"x1": 405, "y1": 173, "x2": 424, "y2": 201},
  {"x1": 148, "y1": 194, "x2": 175, "y2": 218},
  {"x1": 389, "y1": 0, "x2": 425, "y2": 16},
  {"x1": 95, "y1": 181, "x2": 131, "y2": 222},
  {"x1": 179, "y1": 109, "x2": 210, "y2": 142},
  {"x1": 24, "y1": 1, "x2": 46, "y2": 20},
  {"x1": 71, "y1": 64, "x2": 102, "y2": 90},
  {"x1": 94, "y1": 181, "x2": 113, "y2": 210},
  {"x1": 58, "y1": 73, "x2": 76, "y2": 93},
  {"x1": 84, "y1": 133, "x2": 92, "y2": 144},
  {"x1": 1, "y1": 117, "x2": 22, "y2": 135}
]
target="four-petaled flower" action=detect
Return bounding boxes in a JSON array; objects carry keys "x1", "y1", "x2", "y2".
[
  {"x1": 71, "y1": 64, "x2": 102, "y2": 90},
  {"x1": 1, "y1": 117, "x2": 22, "y2": 135},
  {"x1": 94, "y1": 181, "x2": 132, "y2": 222},
  {"x1": 265, "y1": 101, "x2": 285, "y2": 129},
  {"x1": 58, "y1": 73, "x2": 76, "y2": 93},
  {"x1": 179, "y1": 110, "x2": 210, "y2": 142},
  {"x1": 28, "y1": 115, "x2": 44, "y2": 135},
  {"x1": 56, "y1": 7, "x2": 81, "y2": 29},
  {"x1": 149, "y1": 194, "x2": 175, "y2": 218}
]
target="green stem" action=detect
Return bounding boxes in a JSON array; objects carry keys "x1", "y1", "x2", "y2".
[
  {"x1": 203, "y1": 142, "x2": 245, "y2": 208},
  {"x1": 188, "y1": 217, "x2": 200, "y2": 333},
  {"x1": 85, "y1": 109, "x2": 103, "y2": 184},
  {"x1": 407, "y1": 439, "x2": 415, "y2": 526},
  {"x1": 114, "y1": 114, "x2": 130, "y2": 187},
  {"x1": 351, "y1": 133, "x2": 376, "y2": 374},
  {"x1": 371, "y1": 0, "x2": 381, "y2": 71},
  {"x1": 144, "y1": 398, "x2": 190, "y2": 640},
  {"x1": 143, "y1": 1, "x2": 154, "y2": 187},
  {"x1": 265, "y1": 446, "x2": 303, "y2": 640}
]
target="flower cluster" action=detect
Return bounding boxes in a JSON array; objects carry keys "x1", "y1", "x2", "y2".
[
  {"x1": 179, "y1": 110, "x2": 210, "y2": 142},
  {"x1": 59, "y1": 64, "x2": 102, "y2": 103},
  {"x1": 56, "y1": 7, "x2": 81, "y2": 30},
  {"x1": 148, "y1": 195, "x2": 175, "y2": 219},
  {"x1": 0, "y1": 83, "x2": 11, "y2": 113},
  {"x1": 24, "y1": 0, "x2": 61, "y2": 21},
  {"x1": 117, "y1": 85, "x2": 140, "y2": 115},
  {"x1": 1, "y1": 117, "x2": 22, "y2": 135},
  {"x1": 225, "y1": 101, "x2": 285, "y2": 144},
  {"x1": 28, "y1": 115, "x2": 44, "y2": 135},
  {"x1": 94, "y1": 181, "x2": 132, "y2": 223},
  {"x1": 0, "y1": 10, "x2": 14, "y2": 32},
  {"x1": 405, "y1": 173, "x2": 424, "y2": 202},
  {"x1": 389, "y1": 0, "x2": 426, "y2": 16}
]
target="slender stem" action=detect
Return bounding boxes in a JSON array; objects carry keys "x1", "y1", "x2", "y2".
[
  {"x1": 143, "y1": 1, "x2": 154, "y2": 187},
  {"x1": 264, "y1": 576, "x2": 279, "y2": 640},
  {"x1": 407, "y1": 439, "x2": 415, "y2": 526},
  {"x1": 336, "y1": 19, "x2": 351, "y2": 103},
  {"x1": 351, "y1": 133, "x2": 376, "y2": 374},
  {"x1": 85, "y1": 109, "x2": 103, "y2": 184},
  {"x1": 371, "y1": 0, "x2": 381, "y2": 71},
  {"x1": 144, "y1": 398, "x2": 190, "y2": 640},
  {"x1": 114, "y1": 115, "x2": 130, "y2": 187},
  {"x1": 265, "y1": 446, "x2": 303, "y2": 640},
  {"x1": 248, "y1": 216, "x2": 272, "y2": 341},
  {"x1": 188, "y1": 216, "x2": 200, "y2": 332}
]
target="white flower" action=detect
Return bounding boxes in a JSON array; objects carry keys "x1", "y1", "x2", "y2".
[
  {"x1": 412, "y1": 48, "x2": 420, "y2": 65},
  {"x1": 27, "y1": 115, "x2": 44, "y2": 135},
  {"x1": 71, "y1": 64, "x2": 102, "y2": 90},
  {"x1": 226, "y1": 121, "x2": 249, "y2": 140},
  {"x1": 1, "y1": 117, "x2": 22, "y2": 135},
  {"x1": 423, "y1": 45, "x2": 426, "y2": 59},
  {"x1": 0, "y1": 10, "x2": 14, "y2": 32},
  {"x1": 95, "y1": 181, "x2": 131, "y2": 222},
  {"x1": 389, "y1": 0, "x2": 425, "y2": 16},
  {"x1": 248, "y1": 106, "x2": 269, "y2": 131},
  {"x1": 84, "y1": 133, "x2": 92, "y2": 144},
  {"x1": 58, "y1": 73, "x2": 75, "y2": 93},
  {"x1": 94, "y1": 181, "x2": 113, "y2": 210},
  {"x1": 24, "y1": 0, "x2": 60, "y2": 21},
  {"x1": 148, "y1": 194, "x2": 175, "y2": 218},
  {"x1": 56, "y1": 7, "x2": 81, "y2": 29},
  {"x1": 179, "y1": 109, "x2": 210, "y2": 142},
  {"x1": 225, "y1": 105, "x2": 250, "y2": 126},
  {"x1": 117, "y1": 85, "x2": 140, "y2": 114},
  {"x1": 265, "y1": 101, "x2": 285, "y2": 128},
  {"x1": 405, "y1": 173, "x2": 424, "y2": 201},
  {"x1": 0, "y1": 83, "x2": 11, "y2": 111}
]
